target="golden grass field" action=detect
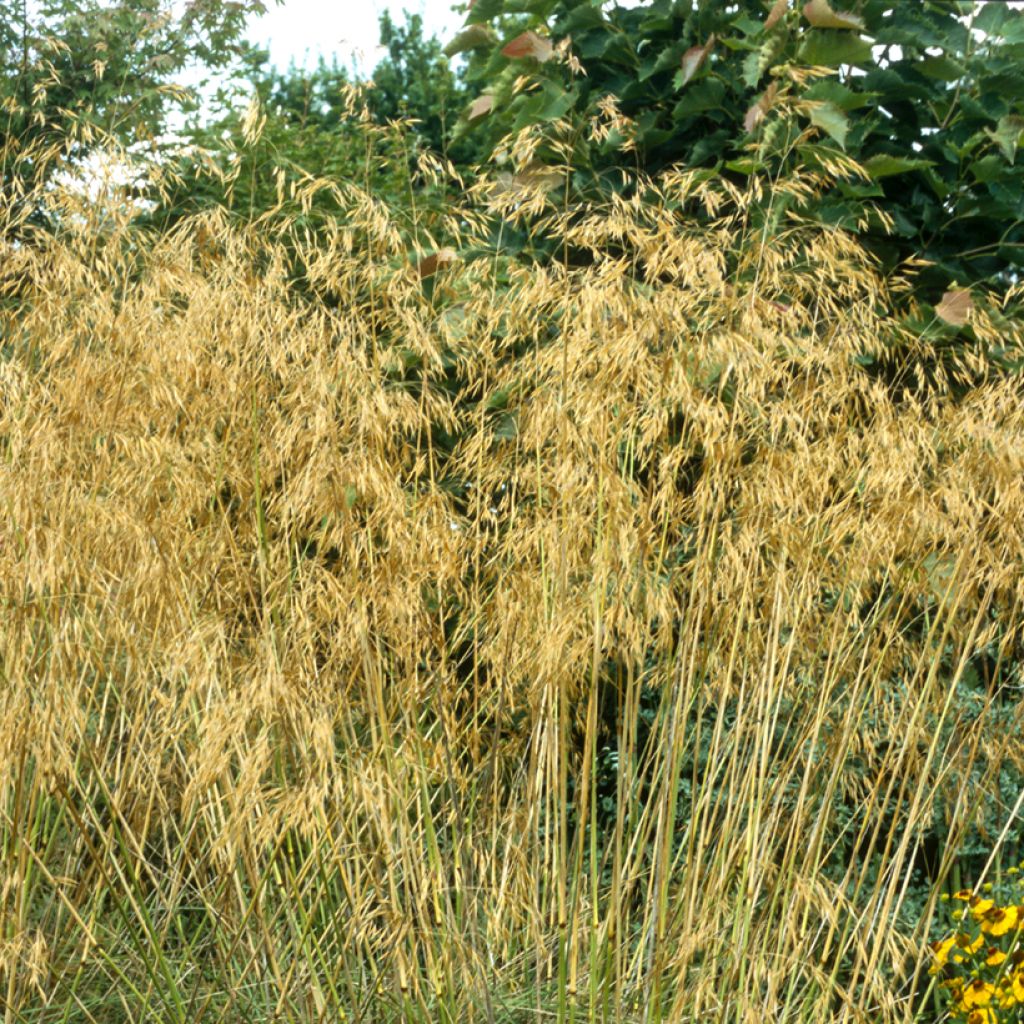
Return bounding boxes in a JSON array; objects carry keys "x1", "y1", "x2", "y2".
[{"x1": 1, "y1": 129, "x2": 1023, "y2": 1023}]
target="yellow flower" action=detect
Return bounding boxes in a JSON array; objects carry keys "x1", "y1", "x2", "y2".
[
  {"x1": 967, "y1": 1009, "x2": 998, "y2": 1024},
  {"x1": 963, "y1": 979, "x2": 996, "y2": 1008},
  {"x1": 954, "y1": 890, "x2": 977, "y2": 901},
  {"x1": 971, "y1": 896, "x2": 996, "y2": 920},
  {"x1": 981, "y1": 905, "x2": 1020, "y2": 937},
  {"x1": 956, "y1": 932, "x2": 985, "y2": 955},
  {"x1": 986, "y1": 947, "x2": 1008, "y2": 967},
  {"x1": 930, "y1": 935, "x2": 958, "y2": 971},
  {"x1": 1013, "y1": 972, "x2": 1024, "y2": 1004}
]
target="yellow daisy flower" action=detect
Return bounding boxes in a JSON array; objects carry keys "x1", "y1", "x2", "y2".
[
  {"x1": 963, "y1": 979, "x2": 996, "y2": 1008},
  {"x1": 971, "y1": 896, "x2": 996, "y2": 920},
  {"x1": 1013, "y1": 972, "x2": 1024, "y2": 1004},
  {"x1": 967, "y1": 1009, "x2": 998, "y2": 1024},
  {"x1": 996, "y1": 983, "x2": 1016, "y2": 1010},
  {"x1": 986, "y1": 947, "x2": 1008, "y2": 967},
  {"x1": 930, "y1": 935, "x2": 958, "y2": 972},
  {"x1": 956, "y1": 932, "x2": 985, "y2": 955},
  {"x1": 982, "y1": 905, "x2": 1020, "y2": 937}
]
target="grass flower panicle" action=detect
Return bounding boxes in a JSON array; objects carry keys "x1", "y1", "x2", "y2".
[{"x1": 3, "y1": 119, "x2": 1024, "y2": 1024}]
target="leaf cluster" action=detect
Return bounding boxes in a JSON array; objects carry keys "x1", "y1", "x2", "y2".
[{"x1": 451, "y1": 0, "x2": 1024, "y2": 298}]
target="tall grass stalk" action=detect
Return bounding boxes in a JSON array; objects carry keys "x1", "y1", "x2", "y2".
[{"x1": 1, "y1": 125, "x2": 1023, "y2": 1023}]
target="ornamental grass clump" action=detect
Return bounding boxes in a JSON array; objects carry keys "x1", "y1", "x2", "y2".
[
  {"x1": 930, "y1": 873, "x2": 1024, "y2": 1023},
  {"x1": 2, "y1": 117, "x2": 1024, "y2": 1023}
]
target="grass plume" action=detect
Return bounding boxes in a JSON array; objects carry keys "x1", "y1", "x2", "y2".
[{"x1": 1, "y1": 126, "x2": 1023, "y2": 1024}]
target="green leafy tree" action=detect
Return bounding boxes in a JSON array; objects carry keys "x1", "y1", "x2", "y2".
[
  {"x1": 146, "y1": 11, "x2": 469, "y2": 275},
  {"x1": 145, "y1": 46, "x2": 463, "y2": 312},
  {"x1": 149, "y1": 50, "x2": 369, "y2": 227},
  {"x1": 449, "y1": 0, "x2": 1024, "y2": 298},
  {"x1": 1, "y1": 0, "x2": 263, "y2": 178},
  {"x1": 370, "y1": 10, "x2": 471, "y2": 164}
]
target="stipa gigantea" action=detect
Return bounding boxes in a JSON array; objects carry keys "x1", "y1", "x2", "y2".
[{"x1": 1, "y1": 124, "x2": 1023, "y2": 1024}]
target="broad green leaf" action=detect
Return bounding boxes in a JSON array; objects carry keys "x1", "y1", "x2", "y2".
[
  {"x1": 640, "y1": 42, "x2": 685, "y2": 82},
  {"x1": 987, "y1": 114, "x2": 1024, "y2": 164},
  {"x1": 724, "y1": 158, "x2": 766, "y2": 175},
  {"x1": 889, "y1": 207, "x2": 918, "y2": 237},
  {"x1": 944, "y1": 130, "x2": 986, "y2": 161},
  {"x1": 804, "y1": 80, "x2": 877, "y2": 111},
  {"x1": 921, "y1": 167, "x2": 949, "y2": 200},
  {"x1": 444, "y1": 25, "x2": 496, "y2": 57},
  {"x1": 973, "y1": 1, "x2": 1012, "y2": 36},
  {"x1": 861, "y1": 154, "x2": 935, "y2": 179},
  {"x1": 465, "y1": 0, "x2": 505, "y2": 22},
  {"x1": 733, "y1": 12, "x2": 766, "y2": 37},
  {"x1": 970, "y1": 155, "x2": 1005, "y2": 183},
  {"x1": 837, "y1": 179, "x2": 884, "y2": 198},
  {"x1": 810, "y1": 197, "x2": 859, "y2": 228},
  {"x1": 808, "y1": 101, "x2": 849, "y2": 149},
  {"x1": 997, "y1": 20, "x2": 1024, "y2": 44},
  {"x1": 798, "y1": 30, "x2": 873, "y2": 67},
  {"x1": 538, "y1": 84, "x2": 576, "y2": 122},
  {"x1": 672, "y1": 77, "x2": 725, "y2": 117},
  {"x1": 486, "y1": 385, "x2": 513, "y2": 411},
  {"x1": 557, "y1": 6, "x2": 606, "y2": 34},
  {"x1": 468, "y1": 0, "x2": 556, "y2": 17},
  {"x1": 594, "y1": 33, "x2": 637, "y2": 66},
  {"x1": 512, "y1": 81, "x2": 576, "y2": 130},
  {"x1": 802, "y1": 0, "x2": 864, "y2": 31},
  {"x1": 752, "y1": 31, "x2": 787, "y2": 87},
  {"x1": 742, "y1": 49, "x2": 762, "y2": 90},
  {"x1": 917, "y1": 55, "x2": 964, "y2": 81},
  {"x1": 689, "y1": 129, "x2": 731, "y2": 163}
]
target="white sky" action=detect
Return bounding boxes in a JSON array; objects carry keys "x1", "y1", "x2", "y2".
[{"x1": 248, "y1": 0, "x2": 467, "y2": 74}]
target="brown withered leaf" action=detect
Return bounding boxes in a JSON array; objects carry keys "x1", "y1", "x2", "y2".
[
  {"x1": 935, "y1": 289, "x2": 972, "y2": 327},
  {"x1": 744, "y1": 81, "x2": 779, "y2": 133},
  {"x1": 501, "y1": 31, "x2": 554, "y2": 62},
  {"x1": 680, "y1": 35, "x2": 715, "y2": 87},
  {"x1": 467, "y1": 94, "x2": 494, "y2": 121},
  {"x1": 417, "y1": 249, "x2": 458, "y2": 279},
  {"x1": 765, "y1": 0, "x2": 789, "y2": 30}
]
